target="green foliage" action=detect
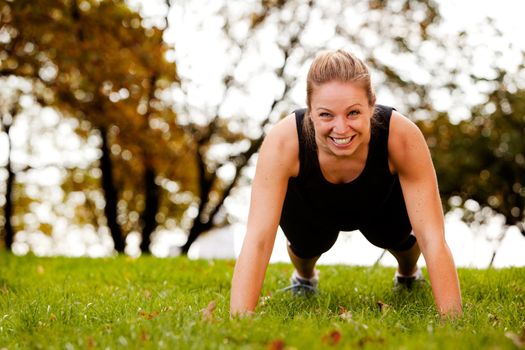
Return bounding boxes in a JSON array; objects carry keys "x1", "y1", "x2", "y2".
[
  {"x1": 0, "y1": 253, "x2": 524, "y2": 349},
  {"x1": 419, "y1": 75, "x2": 525, "y2": 233}
]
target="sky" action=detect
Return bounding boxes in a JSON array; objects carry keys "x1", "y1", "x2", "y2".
[{"x1": 2, "y1": 0, "x2": 525, "y2": 266}]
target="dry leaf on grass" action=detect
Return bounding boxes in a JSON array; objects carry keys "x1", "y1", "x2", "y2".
[
  {"x1": 86, "y1": 336, "x2": 96, "y2": 349},
  {"x1": 201, "y1": 300, "x2": 217, "y2": 322},
  {"x1": 339, "y1": 306, "x2": 353, "y2": 321},
  {"x1": 322, "y1": 330, "x2": 342, "y2": 346},
  {"x1": 267, "y1": 338, "x2": 285, "y2": 350},
  {"x1": 138, "y1": 310, "x2": 159, "y2": 320},
  {"x1": 140, "y1": 329, "x2": 150, "y2": 342},
  {"x1": 505, "y1": 328, "x2": 525, "y2": 349},
  {"x1": 377, "y1": 300, "x2": 391, "y2": 313}
]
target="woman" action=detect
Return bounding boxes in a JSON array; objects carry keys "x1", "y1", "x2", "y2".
[{"x1": 230, "y1": 49, "x2": 462, "y2": 318}]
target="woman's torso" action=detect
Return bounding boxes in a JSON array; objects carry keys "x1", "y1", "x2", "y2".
[{"x1": 286, "y1": 105, "x2": 405, "y2": 231}]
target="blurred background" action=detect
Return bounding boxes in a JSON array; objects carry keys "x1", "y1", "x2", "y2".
[{"x1": 1, "y1": 0, "x2": 524, "y2": 268}]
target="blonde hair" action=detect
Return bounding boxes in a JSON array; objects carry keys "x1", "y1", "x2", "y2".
[
  {"x1": 304, "y1": 50, "x2": 376, "y2": 143},
  {"x1": 306, "y1": 49, "x2": 376, "y2": 109}
]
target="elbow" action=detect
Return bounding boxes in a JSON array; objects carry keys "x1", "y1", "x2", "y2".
[
  {"x1": 241, "y1": 229, "x2": 277, "y2": 260},
  {"x1": 416, "y1": 231, "x2": 448, "y2": 258}
]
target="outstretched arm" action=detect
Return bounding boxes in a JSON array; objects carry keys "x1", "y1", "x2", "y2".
[
  {"x1": 230, "y1": 115, "x2": 298, "y2": 315},
  {"x1": 389, "y1": 111, "x2": 462, "y2": 318}
]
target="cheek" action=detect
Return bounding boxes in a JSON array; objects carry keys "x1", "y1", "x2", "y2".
[
  {"x1": 312, "y1": 120, "x2": 329, "y2": 134},
  {"x1": 350, "y1": 117, "x2": 370, "y2": 130}
]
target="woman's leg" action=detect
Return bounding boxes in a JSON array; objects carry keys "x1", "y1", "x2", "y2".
[
  {"x1": 388, "y1": 240, "x2": 421, "y2": 276},
  {"x1": 287, "y1": 244, "x2": 320, "y2": 279}
]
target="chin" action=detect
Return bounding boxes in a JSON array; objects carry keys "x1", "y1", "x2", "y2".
[{"x1": 329, "y1": 146, "x2": 355, "y2": 157}]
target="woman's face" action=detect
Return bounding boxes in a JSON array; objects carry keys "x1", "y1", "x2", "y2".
[{"x1": 310, "y1": 80, "x2": 374, "y2": 158}]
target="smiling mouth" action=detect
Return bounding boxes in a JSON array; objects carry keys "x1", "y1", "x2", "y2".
[{"x1": 330, "y1": 135, "x2": 355, "y2": 145}]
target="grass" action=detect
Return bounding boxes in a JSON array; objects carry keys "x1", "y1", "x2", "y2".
[{"x1": 0, "y1": 253, "x2": 524, "y2": 349}]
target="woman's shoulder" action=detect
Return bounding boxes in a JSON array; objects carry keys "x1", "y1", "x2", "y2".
[
  {"x1": 265, "y1": 112, "x2": 298, "y2": 145},
  {"x1": 388, "y1": 110, "x2": 429, "y2": 172},
  {"x1": 389, "y1": 110, "x2": 423, "y2": 144},
  {"x1": 260, "y1": 113, "x2": 300, "y2": 177}
]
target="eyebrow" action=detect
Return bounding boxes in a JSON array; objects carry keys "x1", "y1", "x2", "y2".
[{"x1": 316, "y1": 104, "x2": 362, "y2": 112}]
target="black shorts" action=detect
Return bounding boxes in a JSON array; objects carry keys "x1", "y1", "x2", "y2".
[{"x1": 279, "y1": 182, "x2": 416, "y2": 259}]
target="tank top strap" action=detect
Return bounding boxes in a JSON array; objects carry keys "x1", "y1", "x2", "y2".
[
  {"x1": 293, "y1": 105, "x2": 395, "y2": 180},
  {"x1": 369, "y1": 104, "x2": 394, "y2": 171},
  {"x1": 292, "y1": 108, "x2": 313, "y2": 177}
]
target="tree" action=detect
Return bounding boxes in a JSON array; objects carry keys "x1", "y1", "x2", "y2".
[
  {"x1": 419, "y1": 69, "x2": 525, "y2": 231},
  {"x1": 1, "y1": 0, "x2": 192, "y2": 253},
  {"x1": 0, "y1": 78, "x2": 64, "y2": 251},
  {"x1": 0, "y1": 87, "x2": 19, "y2": 250},
  {"x1": 418, "y1": 77, "x2": 525, "y2": 266}
]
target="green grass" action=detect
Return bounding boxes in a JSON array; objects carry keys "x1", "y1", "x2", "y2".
[{"x1": 0, "y1": 253, "x2": 524, "y2": 349}]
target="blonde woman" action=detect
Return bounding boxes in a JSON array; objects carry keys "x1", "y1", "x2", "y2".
[{"x1": 230, "y1": 50, "x2": 462, "y2": 318}]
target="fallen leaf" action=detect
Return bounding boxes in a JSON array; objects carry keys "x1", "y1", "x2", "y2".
[
  {"x1": 86, "y1": 336, "x2": 96, "y2": 349},
  {"x1": 377, "y1": 300, "x2": 391, "y2": 314},
  {"x1": 49, "y1": 313, "x2": 57, "y2": 321},
  {"x1": 140, "y1": 329, "x2": 150, "y2": 342},
  {"x1": 322, "y1": 330, "x2": 342, "y2": 346},
  {"x1": 36, "y1": 265, "x2": 45, "y2": 274},
  {"x1": 267, "y1": 338, "x2": 285, "y2": 350},
  {"x1": 138, "y1": 310, "x2": 159, "y2": 320},
  {"x1": 339, "y1": 306, "x2": 353, "y2": 321},
  {"x1": 201, "y1": 300, "x2": 216, "y2": 322},
  {"x1": 144, "y1": 290, "x2": 152, "y2": 299},
  {"x1": 505, "y1": 328, "x2": 525, "y2": 349}
]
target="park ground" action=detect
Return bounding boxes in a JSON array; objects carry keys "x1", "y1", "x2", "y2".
[{"x1": 0, "y1": 253, "x2": 524, "y2": 349}]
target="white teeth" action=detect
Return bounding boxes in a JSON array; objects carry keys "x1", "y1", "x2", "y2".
[{"x1": 332, "y1": 136, "x2": 352, "y2": 145}]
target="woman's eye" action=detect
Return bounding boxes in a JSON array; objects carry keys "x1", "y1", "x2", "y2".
[
  {"x1": 319, "y1": 112, "x2": 331, "y2": 118},
  {"x1": 348, "y1": 110, "x2": 360, "y2": 117}
]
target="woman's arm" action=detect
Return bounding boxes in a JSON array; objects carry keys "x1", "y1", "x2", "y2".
[
  {"x1": 230, "y1": 115, "x2": 299, "y2": 316},
  {"x1": 389, "y1": 111, "x2": 462, "y2": 318}
]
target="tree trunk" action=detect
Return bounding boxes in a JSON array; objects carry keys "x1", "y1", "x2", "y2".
[
  {"x1": 180, "y1": 136, "x2": 263, "y2": 254},
  {"x1": 180, "y1": 214, "x2": 213, "y2": 255},
  {"x1": 2, "y1": 122, "x2": 15, "y2": 250},
  {"x1": 99, "y1": 127, "x2": 125, "y2": 253},
  {"x1": 139, "y1": 165, "x2": 160, "y2": 254},
  {"x1": 71, "y1": 0, "x2": 127, "y2": 252},
  {"x1": 180, "y1": 148, "x2": 213, "y2": 255},
  {"x1": 3, "y1": 155, "x2": 15, "y2": 250}
]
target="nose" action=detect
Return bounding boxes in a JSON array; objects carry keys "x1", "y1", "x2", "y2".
[{"x1": 333, "y1": 116, "x2": 349, "y2": 134}]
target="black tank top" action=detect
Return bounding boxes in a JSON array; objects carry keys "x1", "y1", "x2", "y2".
[{"x1": 288, "y1": 105, "x2": 410, "y2": 232}]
